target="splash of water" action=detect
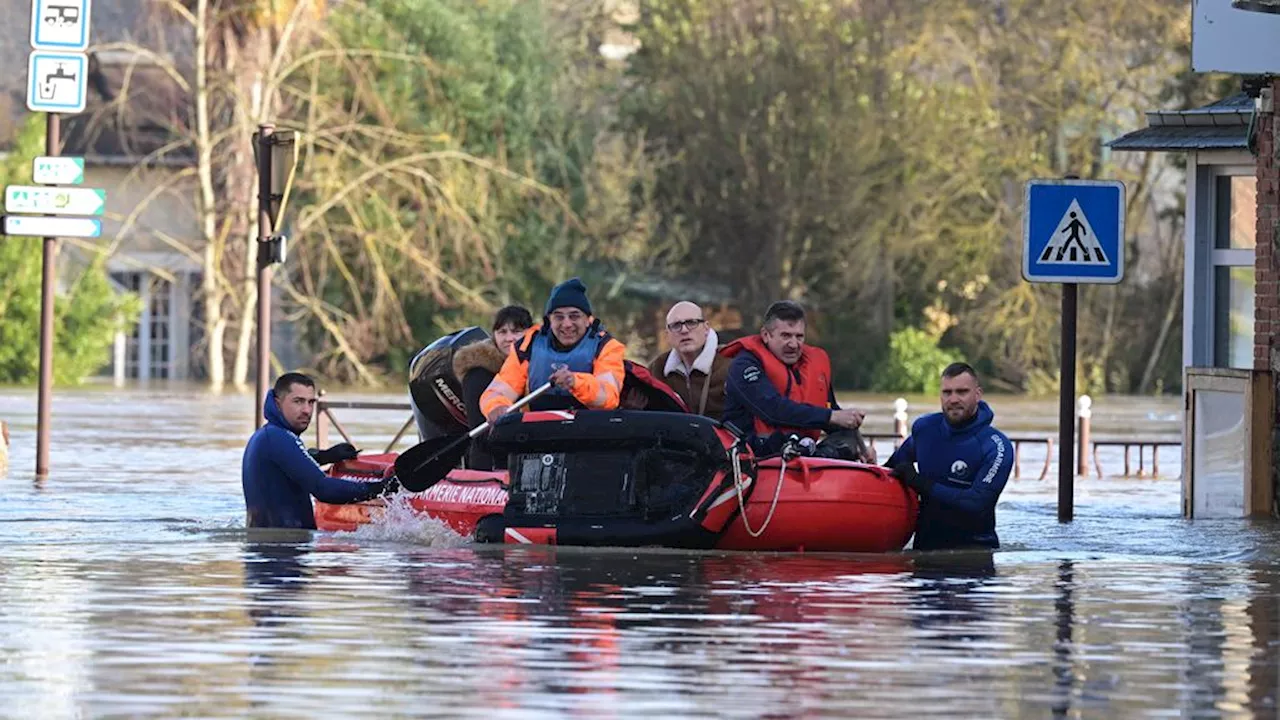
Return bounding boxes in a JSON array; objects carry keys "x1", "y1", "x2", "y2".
[{"x1": 333, "y1": 492, "x2": 470, "y2": 547}]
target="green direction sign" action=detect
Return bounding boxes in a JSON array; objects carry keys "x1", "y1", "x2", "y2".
[
  {"x1": 33, "y1": 156, "x2": 85, "y2": 185},
  {"x1": 4, "y1": 185, "x2": 105, "y2": 215}
]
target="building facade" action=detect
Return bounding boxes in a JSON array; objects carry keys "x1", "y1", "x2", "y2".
[{"x1": 1112, "y1": 78, "x2": 1280, "y2": 513}]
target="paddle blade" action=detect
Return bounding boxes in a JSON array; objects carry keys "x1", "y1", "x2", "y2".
[{"x1": 394, "y1": 434, "x2": 470, "y2": 493}]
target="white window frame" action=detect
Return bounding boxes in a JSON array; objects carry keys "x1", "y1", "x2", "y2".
[{"x1": 1185, "y1": 151, "x2": 1258, "y2": 370}]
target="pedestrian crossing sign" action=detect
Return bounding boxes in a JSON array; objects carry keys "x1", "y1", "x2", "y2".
[{"x1": 1022, "y1": 179, "x2": 1125, "y2": 284}]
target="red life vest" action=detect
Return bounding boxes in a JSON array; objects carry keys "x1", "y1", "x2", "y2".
[
  {"x1": 622, "y1": 360, "x2": 690, "y2": 413},
  {"x1": 719, "y1": 335, "x2": 833, "y2": 440}
]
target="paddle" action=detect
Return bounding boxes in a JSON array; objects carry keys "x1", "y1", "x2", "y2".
[{"x1": 394, "y1": 381, "x2": 554, "y2": 493}]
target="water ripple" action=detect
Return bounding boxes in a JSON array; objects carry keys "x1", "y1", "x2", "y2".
[{"x1": 1, "y1": 388, "x2": 1278, "y2": 717}]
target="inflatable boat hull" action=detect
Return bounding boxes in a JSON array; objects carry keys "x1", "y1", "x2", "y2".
[{"x1": 316, "y1": 454, "x2": 916, "y2": 552}]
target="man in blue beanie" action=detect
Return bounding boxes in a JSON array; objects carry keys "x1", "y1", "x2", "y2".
[{"x1": 481, "y1": 277, "x2": 628, "y2": 418}]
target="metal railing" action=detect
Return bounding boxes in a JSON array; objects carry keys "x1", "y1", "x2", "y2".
[
  {"x1": 1091, "y1": 439, "x2": 1181, "y2": 478},
  {"x1": 313, "y1": 392, "x2": 1182, "y2": 478},
  {"x1": 314, "y1": 391, "x2": 415, "y2": 453}
]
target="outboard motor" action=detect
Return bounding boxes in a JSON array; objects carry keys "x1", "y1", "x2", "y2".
[{"x1": 408, "y1": 326, "x2": 490, "y2": 441}]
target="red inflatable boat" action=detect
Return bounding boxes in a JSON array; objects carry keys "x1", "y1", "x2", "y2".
[{"x1": 316, "y1": 409, "x2": 917, "y2": 552}]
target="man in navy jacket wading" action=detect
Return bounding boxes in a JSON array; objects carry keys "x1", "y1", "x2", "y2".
[
  {"x1": 242, "y1": 372, "x2": 396, "y2": 529},
  {"x1": 886, "y1": 362, "x2": 1012, "y2": 550}
]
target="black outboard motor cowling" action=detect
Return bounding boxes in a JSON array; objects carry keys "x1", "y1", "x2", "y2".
[
  {"x1": 408, "y1": 326, "x2": 490, "y2": 441},
  {"x1": 477, "y1": 411, "x2": 733, "y2": 547}
]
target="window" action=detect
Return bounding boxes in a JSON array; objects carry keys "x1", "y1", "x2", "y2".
[
  {"x1": 1215, "y1": 176, "x2": 1256, "y2": 250},
  {"x1": 1210, "y1": 174, "x2": 1256, "y2": 369},
  {"x1": 109, "y1": 271, "x2": 174, "y2": 380},
  {"x1": 148, "y1": 279, "x2": 171, "y2": 380},
  {"x1": 112, "y1": 272, "x2": 143, "y2": 379},
  {"x1": 1214, "y1": 266, "x2": 1254, "y2": 369}
]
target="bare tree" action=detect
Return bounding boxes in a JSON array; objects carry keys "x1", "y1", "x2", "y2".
[{"x1": 94, "y1": 0, "x2": 660, "y2": 386}]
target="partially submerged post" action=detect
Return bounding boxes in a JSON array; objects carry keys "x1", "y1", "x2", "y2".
[
  {"x1": 0, "y1": 420, "x2": 9, "y2": 475},
  {"x1": 1076, "y1": 395, "x2": 1092, "y2": 477},
  {"x1": 35, "y1": 114, "x2": 58, "y2": 476},
  {"x1": 254, "y1": 123, "x2": 274, "y2": 429},
  {"x1": 18, "y1": 0, "x2": 99, "y2": 476},
  {"x1": 1020, "y1": 176, "x2": 1126, "y2": 522},
  {"x1": 251, "y1": 124, "x2": 299, "y2": 428},
  {"x1": 892, "y1": 398, "x2": 909, "y2": 447}
]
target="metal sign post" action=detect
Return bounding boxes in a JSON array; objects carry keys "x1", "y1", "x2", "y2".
[
  {"x1": 14, "y1": 0, "x2": 94, "y2": 476},
  {"x1": 1058, "y1": 283, "x2": 1077, "y2": 522},
  {"x1": 35, "y1": 114, "x2": 58, "y2": 477},
  {"x1": 252, "y1": 124, "x2": 299, "y2": 427},
  {"x1": 254, "y1": 124, "x2": 275, "y2": 428},
  {"x1": 1022, "y1": 176, "x2": 1126, "y2": 522}
]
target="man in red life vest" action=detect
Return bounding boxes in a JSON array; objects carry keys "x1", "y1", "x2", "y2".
[{"x1": 721, "y1": 300, "x2": 872, "y2": 460}]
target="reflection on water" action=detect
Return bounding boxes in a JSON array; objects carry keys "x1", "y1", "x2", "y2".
[{"x1": 2, "y1": 386, "x2": 1279, "y2": 717}]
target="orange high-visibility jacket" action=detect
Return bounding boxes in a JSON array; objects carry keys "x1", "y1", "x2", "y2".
[{"x1": 480, "y1": 323, "x2": 626, "y2": 417}]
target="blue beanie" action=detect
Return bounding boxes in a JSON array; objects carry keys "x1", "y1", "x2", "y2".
[{"x1": 544, "y1": 277, "x2": 592, "y2": 316}]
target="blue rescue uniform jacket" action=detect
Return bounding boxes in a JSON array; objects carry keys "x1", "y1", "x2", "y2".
[
  {"x1": 241, "y1": 392, "x2": 387, "y2": 529},
  {"x1": 886, "y1": 401, "x2": 1012, "y2": 550}
]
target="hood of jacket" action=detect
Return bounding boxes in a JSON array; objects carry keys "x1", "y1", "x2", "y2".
[
  {"x1": 262, "y1": 391, "x2": 298, "y2": 434},
  {"x1": 452, "y1": 339, "x2": 508, "y2": 380},
  {"x1": 940, "y1": 400, "x2": 995, "y2": 439}
]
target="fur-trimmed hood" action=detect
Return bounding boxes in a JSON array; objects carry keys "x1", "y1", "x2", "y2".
[{"x1": 452, "y1": 339, "x2": 508, "y2": 379}]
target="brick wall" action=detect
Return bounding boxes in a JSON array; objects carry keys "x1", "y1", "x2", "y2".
[
  {"x1": 1260, "y1": 79, "x2": 1280, "y2": 517},
  {"x1": 1258, "y1": 81, "x2": 1279, "y2": 371}
]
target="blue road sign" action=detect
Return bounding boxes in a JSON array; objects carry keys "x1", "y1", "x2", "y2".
[{"x1": 1022, "y1": 179, "x2": 1126, "y2": 284}]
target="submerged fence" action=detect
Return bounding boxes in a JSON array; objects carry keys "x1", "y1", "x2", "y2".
[
  {"x1": 862, "y1": 397, "x2": 1181, "y2": 479},
  {"x1": 315, "y1": 392, "x2": 1182, "y2": 479}
]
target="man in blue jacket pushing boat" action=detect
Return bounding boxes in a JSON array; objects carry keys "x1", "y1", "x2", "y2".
[
  {"x1": 242, "y1": 372, "x2": 397, "y2": 529},
  {"x1": 886, "y1": 362, "x2": 1012, "y2": 550}
]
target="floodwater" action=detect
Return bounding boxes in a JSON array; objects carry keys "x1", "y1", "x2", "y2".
[{"x1": 3, "y1": 385, "x2": 1279, "y2": 718}]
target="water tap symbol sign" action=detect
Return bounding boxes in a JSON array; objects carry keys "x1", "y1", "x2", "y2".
[
  {"x1": 30, "y1": 0, "x2": 91, "y2": 51},
  {"x1": 26, "y1": 52, "x2": 87, "y2": 113}
]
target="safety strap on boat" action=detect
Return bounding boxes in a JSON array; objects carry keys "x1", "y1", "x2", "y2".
[{"x1": 730, "y1": 445, "x2": 786, "y2": 538}]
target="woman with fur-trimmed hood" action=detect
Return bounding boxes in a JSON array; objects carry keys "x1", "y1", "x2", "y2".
[{"x1": 452, "y1": 305, "x2": 534, "y2": 469}]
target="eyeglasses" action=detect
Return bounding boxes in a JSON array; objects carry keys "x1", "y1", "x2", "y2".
[{"x1": 666, "y1": 318, "x2": 706, "y2": 333}]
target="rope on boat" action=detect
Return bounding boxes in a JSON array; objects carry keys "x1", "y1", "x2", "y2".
[{"x1": 730, "y1": 446, "x2": 786, "y2": 538}]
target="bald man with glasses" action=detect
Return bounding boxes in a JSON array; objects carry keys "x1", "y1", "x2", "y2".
[{"x1": 647, "y1": 301, "x2": 732, "y2": 418}]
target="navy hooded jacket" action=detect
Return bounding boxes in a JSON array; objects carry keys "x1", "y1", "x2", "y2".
[
  {"x1": 885, "y1": 401, "x2": 1012, "y2": 551},
  {"x1": 241, "y1": 392, "x2": 387, "y2": 529}
]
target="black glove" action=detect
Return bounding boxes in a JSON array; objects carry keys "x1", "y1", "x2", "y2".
[
  {"x1": 379, "y1": 475, "x2": 402, "y2": 497},
  {"x1": 309, "y1": 442, "x2": 360, "y2": 466},
  {"x1": 891, "y1": 462, "x2": 933, "y2": 495}
]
